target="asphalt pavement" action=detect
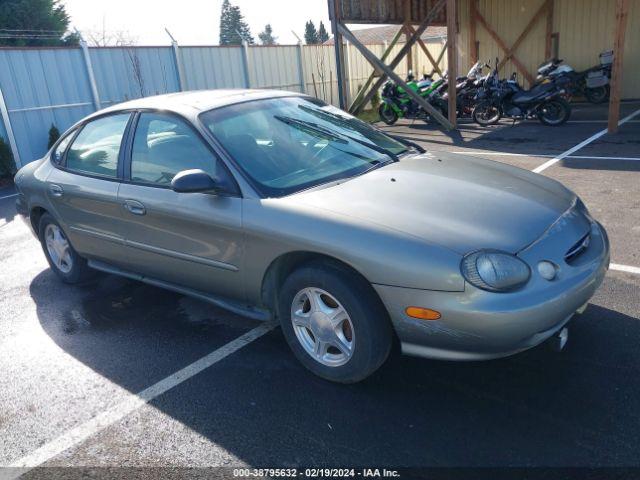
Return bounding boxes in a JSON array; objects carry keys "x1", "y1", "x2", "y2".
[{"x1": 0, "y1": 102, "x2": 639, "y2": 476}]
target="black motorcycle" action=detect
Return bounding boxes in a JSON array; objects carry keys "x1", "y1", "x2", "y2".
[
  {"x1": 472, "y1": 63, "x2": 571, "y2": 126},
  {"x1": 429, "y1": 61, "x2": 491, "y2": 119}
]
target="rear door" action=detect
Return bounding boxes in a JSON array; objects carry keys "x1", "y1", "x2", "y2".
[
  {"x1": 117, "y1": 111, "x2": 244, "y2": 300},
  {"x1": 46, "y1": 112, "x2": 132, "y2": 267}
]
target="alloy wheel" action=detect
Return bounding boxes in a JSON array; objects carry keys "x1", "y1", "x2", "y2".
[
  {"x1": 45, "y1": 224, "x2": 73, "y2": 274},
  {"x1": 290, "y1": 287, "x2": 355, "y2": 367}
]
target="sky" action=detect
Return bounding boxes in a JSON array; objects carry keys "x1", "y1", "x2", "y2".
[{"x1": 62, "y1": 0, "x2": 333, "y2": 45}]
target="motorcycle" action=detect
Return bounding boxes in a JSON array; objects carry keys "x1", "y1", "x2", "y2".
[
  {"x1": 431, "y1": 61, "x2": 491, "y2": 119},
  {"x1": 379, "y1": 62, "x2": 490, "y2": 125},
  {"x1": 472, "y1": 61, "x2": 571, "y2": 126},
  {"x1": 536, "y1": 50, "x2": 612, "y2": 103},
  {"x1": 378, "y1": 71, "x2": 444, "y2": 125}
]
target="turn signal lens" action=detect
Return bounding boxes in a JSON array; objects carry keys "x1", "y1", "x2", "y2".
[{"x1": 405, "y1": 307, "x2": 441, "y2": 320}]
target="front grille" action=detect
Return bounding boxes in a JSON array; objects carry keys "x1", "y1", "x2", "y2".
[{"x1": 565, "y1": 233, "x2": 591, "y2": 263}]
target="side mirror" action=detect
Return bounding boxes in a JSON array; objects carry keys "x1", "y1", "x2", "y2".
[{"x1": 171, "y1": 169, "x2": 219, "y2": 194}]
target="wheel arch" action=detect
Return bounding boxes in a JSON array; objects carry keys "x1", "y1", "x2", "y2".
[
  {"x1": 260, "y1": 251, "x2": 389, "y2": 320},
  {"x1": 29, "y1": 205, "x2": 48, "y2": 235}
]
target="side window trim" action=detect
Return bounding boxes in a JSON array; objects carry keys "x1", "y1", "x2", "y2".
[
  {"x1": 56, "y1": 111, "x2": 135, "y2": 182},
  {"x1": 51, "y1": 128, "x2": 80, "y2": 166},
  {"x1": 122, "y1": 109, "x2": 241, "y2": 197}
]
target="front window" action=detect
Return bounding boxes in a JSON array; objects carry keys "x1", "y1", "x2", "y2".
[
  {"x1": 200, "y1": 97, "x2": 408, "y2": 197},
  {"x1": 131, "y1": 113, "x2": 219, "y2": 186}
]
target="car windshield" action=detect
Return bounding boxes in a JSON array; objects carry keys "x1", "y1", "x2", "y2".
[{"x1": 200, "y1": 96, "x2": 408, "y2": 197}]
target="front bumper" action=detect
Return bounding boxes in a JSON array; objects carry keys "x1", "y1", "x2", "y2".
[{"x1": 374, "y1": 221, "x2": 610, "y2": 360}]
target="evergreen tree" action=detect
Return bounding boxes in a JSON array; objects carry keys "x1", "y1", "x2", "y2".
[
  {"x1": 0, "y1": 0, "x2": 79, "y2": 47},
  {"x1": 304, "y1": 20, "x2": 319, "y2": 45},
  {"x1": 219, "y1": 0, "x2": 254, "y2": 45},
  {"x1": 317, "y1": 21, "x2": 329, "y2": 43},
  {"x1": 258, "y1": 24, "x2": 277, "y2": 45}
]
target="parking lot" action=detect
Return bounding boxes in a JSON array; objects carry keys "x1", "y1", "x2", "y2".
[{"x1": 1, "y1": 101, "x2": 639, "y2": 476}]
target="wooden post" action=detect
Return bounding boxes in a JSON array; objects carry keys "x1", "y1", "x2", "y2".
[
  {"x1": 404, "y1": 0, "x2": 413, "y2": 73},
  {"x1": 349, "y1": 0, "x2": 447, "y2": 115},
  {"x1": 497, "y1": 0, "x2": 550, "y2": 72},
  {"x1": 608, "y1": 0, "x2": 630, "y2": 133},
  {"x1": 545, "y1": 0, "x2": 555, "y2": 60},
  {"x1": 475, "y1": 9, "x2": 535, "y2": 84},
  {"x1": 330, "y1": 0, "x2": 348, "y2": 109},
  {"x1": 405, "y1": 24, "x2": 443, "y2": 76},
  {"x1": 434, "y1": 39, "x2": 448, "y2": 77},
  {"x1": 469, "y1": 0, "x2": 478, "y2": 65},
  {"x1": 349, "y1": 27, "x2": 403, "y2": 113},
  {"x1": 338, "y1": 23, "x2": 454, "y2": 130},
  {"x1": 447, "y1": 0, "x2": 457, "y2": 127}
]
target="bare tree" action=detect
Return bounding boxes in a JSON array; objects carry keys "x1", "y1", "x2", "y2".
[
  {"x1": 125, "y1": 47, "x2": 145, "y2": 97},
  {"x1": 83, "y1": 17, "x2": 138, "y2": 46}
]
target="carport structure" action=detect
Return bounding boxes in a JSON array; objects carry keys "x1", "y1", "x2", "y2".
[{"x1": 329, "y1": 0, "x2": 636, "y2": 132}]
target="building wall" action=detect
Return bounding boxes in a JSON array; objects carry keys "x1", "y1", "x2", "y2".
[{"x1": 456, "y1": 0, "x2": 639, "y2": 98}]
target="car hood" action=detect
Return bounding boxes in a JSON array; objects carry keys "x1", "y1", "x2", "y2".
[{"x1": 291, "y1": 152, "x2": 576, "y2": 255}]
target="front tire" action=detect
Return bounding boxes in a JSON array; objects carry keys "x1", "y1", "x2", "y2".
[
  {"x1": 537, "y1": 98, "x2": 571, "y2": 126},
  {"x1": 278, "y1": 262, "x2": 392, "y2": 383},
  {"x1": 378, "y1": 103, "x2": 398, "y2": 125},
  {"x1": 38, "y1": 213, "x2": 93, "y2": 284}
]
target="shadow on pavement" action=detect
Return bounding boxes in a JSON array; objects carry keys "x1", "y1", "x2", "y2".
[{"x1": 29, "y1": 267, "x2": 640, "y2": 467}]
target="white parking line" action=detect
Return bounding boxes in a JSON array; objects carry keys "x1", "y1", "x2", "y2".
[
  {"x1": 451, "y1": 151, "x2": 640, "y2": 161},
  {"x1": 0, "y1": 193, "x2": 18, "y2": 200},
  {"x1": 563, "y1": 120, "x2": 640, "y2": 124},
  {"x1": 4, "y1": 323, "x2": 274, "y2": 476},
  {"x1": 610, "y1": 264, "x2": 640, "y2": 275},
  {"x1": 532, "y1": 108, "x2": 640, "y2": 174}
]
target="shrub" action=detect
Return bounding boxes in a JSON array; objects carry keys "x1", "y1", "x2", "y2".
[
  {"x1": 48, "y1": 124, "x2": 61, "y2": 150},
  {"x1": 0, "y1": 137, "x2": 16, "y2": 177},
  {"x1": 370, "y1": 90, "x2": 381, "y2": 109}
]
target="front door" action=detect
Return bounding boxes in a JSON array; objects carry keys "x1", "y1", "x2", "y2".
[
  {"x1": 46, "y1": 113, "x2": 132, "y2": 267},
  {"x1": 117, "y1": 112, "x2": 244, "y2": 300}
]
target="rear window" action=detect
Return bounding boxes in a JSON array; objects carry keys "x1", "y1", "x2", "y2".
[{"x1": 66, "y1": 114, "x2": 131, "y2": 178}]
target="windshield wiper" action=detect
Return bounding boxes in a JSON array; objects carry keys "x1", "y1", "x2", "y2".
[
  {"x1": 297, "y1": 105, "x2": 402, "y2": 160},
  {"x1": 304, "y1": 105, "x2": 425, "y2": 154},
  {"x1": 387, "y1": 135, "x2": 426, "y2": 153},
  {"x1": 273, "y1": 115, "x2": 347, "y2": 144},
  {"x1": 276, "y1": 114, "x2": 398, "y2": 169}
]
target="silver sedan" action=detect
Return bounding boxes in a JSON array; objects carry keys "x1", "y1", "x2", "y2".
[{"x1": 14, "y1": 90, "x2": 610, "y2": 383}]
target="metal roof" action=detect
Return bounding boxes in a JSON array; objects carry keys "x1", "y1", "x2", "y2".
[{"x1": 323, "y1": 24, "x2": 447, "y2": 44}]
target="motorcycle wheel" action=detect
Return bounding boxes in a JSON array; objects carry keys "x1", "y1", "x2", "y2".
[
  {"x1": 472, "y1": 101, "x2": 501, "y2": 126},
  {"x1": 378, "y1": 104, "x2": 398, "y2": 125},
  {"x1": 585, "y1": 85, "x2": 609, "y2": 104},
  {"x1": 537, "y1": 98, "x2": 571, "y2": 126}
]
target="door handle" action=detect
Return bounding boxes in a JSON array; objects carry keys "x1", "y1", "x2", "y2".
[
  {"x1": 123, "y1": 199, "x2": 146, "y2": 216},
  {"x1": 49, "y1": 184, "x2": 63, "y2": 197}
]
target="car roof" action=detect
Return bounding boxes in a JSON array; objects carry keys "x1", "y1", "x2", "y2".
[{"x1": 93, "y1": 89, "x2": 304, "y2": 120}]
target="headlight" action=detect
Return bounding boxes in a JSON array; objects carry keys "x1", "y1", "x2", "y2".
[
  {"x1": 575, "y1": 197, "x2": 594, "y2": 223},
  {"x1": 461, "y1": 250, "x2": 531, "y2": 292}
]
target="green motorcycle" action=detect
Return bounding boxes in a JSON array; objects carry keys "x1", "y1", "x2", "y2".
[{"x1": 378, "y1": 72, "x2": 445, "y2": 125}]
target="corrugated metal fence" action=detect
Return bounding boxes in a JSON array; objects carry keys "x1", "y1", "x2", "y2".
[{"x1": 0, "y1": 38, "x2": 447, "y2": 168}]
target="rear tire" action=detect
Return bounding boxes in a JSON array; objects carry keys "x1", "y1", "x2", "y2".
[
  {"x1": 278, "y1": 262, "x2": 392, "y2": 383},
  {"x1": 537, "y1": 98, "x2": 571, "y2": 126},
  {"x1": 38, "y1": 213, "x2": 93, "y2": 284},
  {"x1": 378, "y1": 103, "x2": 398, "y2": 125},
  {"x1": 472, "y1": 101, "x2": 502, "y2": 126},
  {"x1": 585, "y1": 85, "x2": 609, "y2": 104}
]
